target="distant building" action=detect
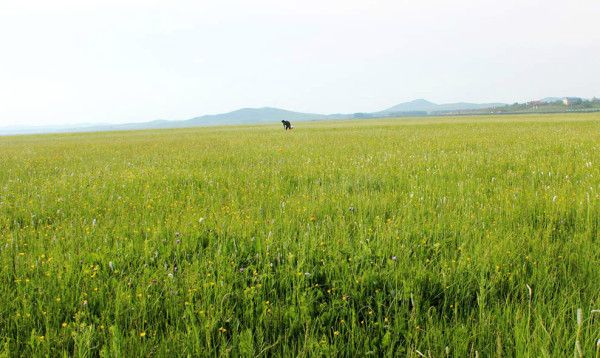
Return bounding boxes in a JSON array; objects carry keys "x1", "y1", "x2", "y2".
[{"x1": 562, "y1": 97, "x2": 583, "y2": 106}]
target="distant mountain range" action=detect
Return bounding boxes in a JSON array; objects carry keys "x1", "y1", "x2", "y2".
[
  {"x1": 186, "y1": 107, "x2": 347, "y2": 125},
  {"x1": 99, "y1": 108, "x2": 339, "y2": 130},
  {"x1": 378, "y1": 99, "x2": 505, "y2": 114},
  {"x1": 0, "y1": 97, "x2": 592, "y2": 135},
  {"x1": 539, "y1": 97, "x2": 563, "y2": 103}
]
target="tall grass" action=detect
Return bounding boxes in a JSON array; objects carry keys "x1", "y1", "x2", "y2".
[{"x1": 1, "y1": 114, "x2": 599, "y2": 356}]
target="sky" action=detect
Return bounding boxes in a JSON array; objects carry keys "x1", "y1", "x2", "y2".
[{"x1": 1, "y1": 0, "x2": 599, "y2": 127}]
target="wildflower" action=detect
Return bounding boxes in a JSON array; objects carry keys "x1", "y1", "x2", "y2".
[
  {"x1": 304, "y1": 272, "x2": 311, "y2": 277},
  {"x1": 333, "y1": 331, "x2": 340, "y2": 336},
  {"x1": 198, "y1": 217, "x2": 205, "y2": 224},
  {"x1": 391, "y1": 256, "x2": 397, "y2": 261},
  {"x1": 62, "y1": 322, "x2": 68, "y2": 328},
  {"x1": 140, "y1": 331, "x2": 146, "y2": 337},
  {"x1": 218, "y1": 327, "x2": 227, "y2": 333}
]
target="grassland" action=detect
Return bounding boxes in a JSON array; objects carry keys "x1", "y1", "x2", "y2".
[{"x1": 1, "y1": 113, "x2": 600, "y2": 356}]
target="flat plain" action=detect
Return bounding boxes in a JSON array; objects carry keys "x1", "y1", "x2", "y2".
[{"x1": 1, "y1": 113, "x2": 599, "y2": 356}]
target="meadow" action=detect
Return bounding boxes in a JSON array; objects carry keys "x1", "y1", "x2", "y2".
[{"x1": 1, "y1": 113, "x2": 599, "y2": 356}]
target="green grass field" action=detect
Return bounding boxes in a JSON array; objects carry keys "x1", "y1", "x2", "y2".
[{"x1": 1, "y1": 114, "x2": 600, "y2": 356}]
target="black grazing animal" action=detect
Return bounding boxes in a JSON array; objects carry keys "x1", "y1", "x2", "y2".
[{"x1": 281, "y1": 120, "x2": 293, "y2": 130}]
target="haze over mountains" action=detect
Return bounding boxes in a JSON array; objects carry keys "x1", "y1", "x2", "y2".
[
  {"x1": 379, "y1": 99, "x2": 505, "y2": 114},
  {"x1": 0, "y1": 98, "x2": 585, "y2": 135}
]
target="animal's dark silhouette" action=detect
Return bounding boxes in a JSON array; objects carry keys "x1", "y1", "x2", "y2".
[{"x1": 281, "y1": 120, "x2": 293, "y2": 130}]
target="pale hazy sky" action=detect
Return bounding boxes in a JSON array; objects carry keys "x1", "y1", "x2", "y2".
[{"x1": 1, "y1": 0, "x2": 599, "y2": 127}]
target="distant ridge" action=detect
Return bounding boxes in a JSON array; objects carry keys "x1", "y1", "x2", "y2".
[
  {"x1": 102, "y1": 108, "x2": 335, "y2": 130},
  {"x1": 539, "y1": 97, "x2": 562, "y2": 103},
  {"x1": 379, "y1": 99, "x2": 505, "y2": 114},
  {"x1": 5, "y1": 97, "x2": 599, "y2": 135},
  {"x1": 185, "y1": 107, "x2": 340, "y2": 125}
]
